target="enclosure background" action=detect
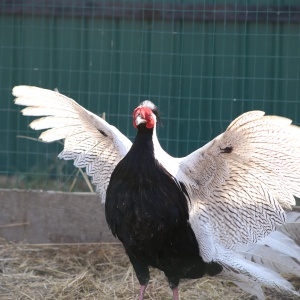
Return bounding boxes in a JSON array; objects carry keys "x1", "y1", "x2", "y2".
[{"x1": 1, "y1": 0, "x2": 300, "y2": 191}]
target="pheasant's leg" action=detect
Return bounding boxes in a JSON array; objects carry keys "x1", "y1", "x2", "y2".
[
  {"x1": 172, "y1": 287, "x2": 180, "y2": 300},
  {"x1": 167, "y1": 274, "x2": 180, "y2": 300},
  {"x1": 139, "y1": 285, "x2": 147, "y2": 300},
  {"x1": 128, "y1": 256, "x2": 149, "y2": 300}
]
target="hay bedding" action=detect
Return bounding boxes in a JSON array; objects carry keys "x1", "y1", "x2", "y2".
[{"x1": 0, "y1": 239, "x2": 298, "y2": 300}]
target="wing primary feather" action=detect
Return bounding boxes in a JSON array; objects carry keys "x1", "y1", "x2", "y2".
[{"x1": 13, "y1": 85, "x2": 132, "y2": 202}]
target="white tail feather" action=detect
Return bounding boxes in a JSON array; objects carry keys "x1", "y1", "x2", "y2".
[
  {"x1": 218, "y1": 212, "x2": 300, "y2": 299},
  {"x1": 218, "y1": 251, "x2": 299, "y2": 300},
  {"x1": 278, "y1": 211, "x2": 300, "y2": 243},
  {"x1": 259, "y1": 231, "x2": 300, "y2": 261},
  {"x1": 237, "y1": 243, "x2": 300, "y2": 276}
]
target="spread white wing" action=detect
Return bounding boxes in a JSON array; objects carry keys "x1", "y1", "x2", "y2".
[
  {"x1": 176, "y1": 111, "x2": 300, "y2": 297},
  {"x1": 176, "y1": 111, "x2": 300, "y2": 252},
  {"x1": 13, "y1": 86, "x2": 132, "y2": 202}
]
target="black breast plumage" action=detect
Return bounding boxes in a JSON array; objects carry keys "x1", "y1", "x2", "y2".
[{"x1": 105, "y1": 125, "x2": 222, "y2": 288}]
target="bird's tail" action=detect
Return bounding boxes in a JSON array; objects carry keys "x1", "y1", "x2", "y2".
[{"x1": 217, "y1": 211, "x2": 300, "y2": 300}]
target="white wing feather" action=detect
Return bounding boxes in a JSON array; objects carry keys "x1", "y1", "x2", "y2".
[
  {"x1": 179, "y1": 111, "x2": 300, "y2": 249},
  {"x1": 13, "y1": 86, "x2": 132, "y2": 202},
  {"x1": 175, "y1": 111, "x2": 300, "y2": 298}
]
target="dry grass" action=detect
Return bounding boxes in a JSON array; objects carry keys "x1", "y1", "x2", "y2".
[{"x1": 0, "y1": 240, "x2": 298, "y2": 300}]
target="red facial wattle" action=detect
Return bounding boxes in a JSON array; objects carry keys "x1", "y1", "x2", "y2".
[{"x1": 133, "y1": 106, "x2": 155, "y2": 129}]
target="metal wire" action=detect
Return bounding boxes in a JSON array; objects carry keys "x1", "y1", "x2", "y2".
[{"x1": 1, "y1": 0, "x2": 300, "y2": 191}]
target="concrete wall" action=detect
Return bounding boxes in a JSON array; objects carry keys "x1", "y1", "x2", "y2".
[{"x1": 0, "y1": 189, "x2": 117, "y2": 243}]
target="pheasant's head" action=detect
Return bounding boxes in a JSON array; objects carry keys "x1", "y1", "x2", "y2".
[{"x1": 133, "y1": 100, "x2": 160, "y2": 129}]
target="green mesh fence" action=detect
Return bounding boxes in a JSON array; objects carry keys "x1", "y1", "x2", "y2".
[{"x1": 1, "y1": 1, "x2": 300, "y2": 191}]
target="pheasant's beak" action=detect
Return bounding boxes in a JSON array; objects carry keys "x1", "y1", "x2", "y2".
[{"x1": 135, "y1": 115, "x2": 146, "y2": 127}]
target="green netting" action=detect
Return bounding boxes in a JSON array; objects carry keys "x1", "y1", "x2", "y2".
[{"x1": 1, "y1": 1, "x2": 300, "y2": 191}]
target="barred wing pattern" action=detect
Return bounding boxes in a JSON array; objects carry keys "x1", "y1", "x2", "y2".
[
  {"x1": 13, "y1": 86, "x2": 132, "y2": 202},
  {"x1": 180, "y1": 111, "x2": 300, "y2": 251},
  {"x1": 178, "y1": 111, "x2": 300, "y2": 298}
]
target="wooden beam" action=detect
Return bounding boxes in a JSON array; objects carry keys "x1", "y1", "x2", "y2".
[{"x1": 1, "y1": 2, "x2": 300, "y2": 23}]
